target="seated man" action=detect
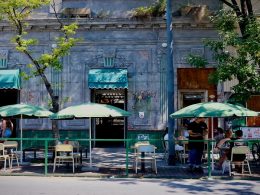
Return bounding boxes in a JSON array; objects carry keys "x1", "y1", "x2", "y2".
[
  {"x1": 163, "y1": 130, "x2": 184, "y2": 153},
  {"x1": 227, "y1": 129, "x2": 246, "y2": 161}
]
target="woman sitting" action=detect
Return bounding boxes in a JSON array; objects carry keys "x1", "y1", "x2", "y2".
[
  {"x1": 214, "y1": 129, "x2": 233, "y2": 169},
  {"x1": 1, "y1": 119, "x2": 13, "y2": 138}
]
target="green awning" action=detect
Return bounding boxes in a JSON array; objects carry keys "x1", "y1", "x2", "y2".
[
  {"x1": 88, "y1": 68, "x2": 128, "y2": 89},
  {"x1": 0, "y1": 69, "x2": 20, "y2": 89}
]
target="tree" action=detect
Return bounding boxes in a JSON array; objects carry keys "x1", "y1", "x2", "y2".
[
  {"x1": 220, "y1": 0, "x2": 254, "y2": 37},
  {"x1": 189, "y1": 0, "x2": 260, "y2": 101},
  {"x1": 0, "y1": 0, "x2": 79, "y2": 138}
]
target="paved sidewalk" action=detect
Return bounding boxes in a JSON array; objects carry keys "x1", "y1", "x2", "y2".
[
  {"x1": 1, "y1": 147, "x2": 260, "y2": 179},
  {"x1": 1, "y1": 176, "x2": 260, "y2": 195}
]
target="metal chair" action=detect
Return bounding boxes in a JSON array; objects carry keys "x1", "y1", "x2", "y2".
[
  {"x1": 0, "y1": 143, "x2": 11, "y2": 171},
  {"x1": 4, "y1": 141, "x2": 19, "y2": 168},
  {"x1": 134, "y1": 144, "x2": 157, "y2": 174},
  {"x1": 53, "y1": 144, "x2": 75, "y2": 173},
  {"x1": 227, "y1": 146, "x2": 252, "y2": 176}
]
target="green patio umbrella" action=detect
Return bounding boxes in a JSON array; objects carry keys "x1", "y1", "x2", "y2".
[
  {"x1": 0, "y1": 103, "x2": 53, "y2": 163},
  {"x1": 170, "y1": 101, "x2": 258, "y2": 171},
  {"x1": 50, "y1": 102, "x2": 131, "y2": 119},
  {"x1": 170, "y1": 102, "x2": 258, "y2": 118},
  {"x1": 50, "y1": 102, "x2": 131, "y2": 167}
]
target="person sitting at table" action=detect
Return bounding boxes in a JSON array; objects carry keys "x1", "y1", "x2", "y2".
[
  {"x1": 214, "y1": 129, "x2": 233, "y2": 169},
  {"x1": 1, "y1": 119, "x2": 13, "y2": 138},
  {"x1": 228, "y1": 130, "x2": 246, "y2": 156},
  {"x1": 163, "y1": 128, "x2": 184, "y2": 153},
  {"x1": 214, "y1": 127, "x2": 224, "y2": 145}
]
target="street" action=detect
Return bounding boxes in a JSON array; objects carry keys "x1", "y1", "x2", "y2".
[{"x1": 0, "y1": 176, "x2": 260, "y2": 195}]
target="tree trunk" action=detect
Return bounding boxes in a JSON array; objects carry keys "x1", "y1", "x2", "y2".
[
  {"x1": 220, "y1": 0, "x2": 254, "y2": 38},
  {"x1": 50, "y1": 95, "x2": 60, "y2": 140}
]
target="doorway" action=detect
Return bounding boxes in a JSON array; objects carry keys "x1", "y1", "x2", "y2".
[
  {"x1": 177, "y1": 90, "x2": 207, "y2": 136},
  {"x1": 0, "y1": 89, "x2": 19, "y2": 137},
  {"x1": 92, "y1": 89, "x2": 127, "y2": 147}
]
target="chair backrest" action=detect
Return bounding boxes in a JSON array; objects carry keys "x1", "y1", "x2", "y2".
[
  {"x1": 137, "y1": 144, "x2": 155, "y2": 153},
  {"x1": 0, "y1": 143, "x2": 4, "y2": 151},
  {"x1": 134, "y1": 141, "x2": 150, "y2": 148},
  {"x1": 3, "y1": 141, "x2": 18, "y2": 148},
  {"x1": 232, "y1": 146, "x2": 250, "y2": 155},
  {"x1": 55, "y1": 144, "x2": 73, "y2": 153}
]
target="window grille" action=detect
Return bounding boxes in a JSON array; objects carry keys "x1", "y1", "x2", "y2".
[
  {"x1": 51, "y1": 68, "x2": 61, "y2": 96},
  {"x1": 104, "y1": 57, "x2": 114, "y2": 67},
  {"x1": 0, "y1": 58, "x2": 7, "y2": 68},
  {"x1": 0, "y1": 50, "x2": 8, "y2": 68}
]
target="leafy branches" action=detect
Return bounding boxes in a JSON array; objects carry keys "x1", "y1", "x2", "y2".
[
  {"x1": 205, "y1": 9, "x2": 260, "y2": 101},
  {"x1": 186, "y1": 54, "x2": 208, "y2": 68},
  {"x1": 0, "y1": 0, "x2": 79, "y2": 112},
  {"x1": 131, "y1": 0, "x2": 166, "y2": 19}
]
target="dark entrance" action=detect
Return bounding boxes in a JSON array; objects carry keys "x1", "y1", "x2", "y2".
[
  {"x1": 0, "y1": 89, "x2": 19, "y2": 137},
  {"x1": 93, "y1": 89, "x2": 126, "y2": 147}
]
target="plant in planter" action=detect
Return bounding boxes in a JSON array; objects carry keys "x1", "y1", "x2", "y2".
[
  {"x1": 179, "y1": 4, "x2": 210, "y2": 21},
  {"x1": 186, "y1": 54, "x2": 208, "y2": 68},
  {"x1": 96, "y1": 9, "x2": 111, "y2": 18},
  {"x1": 131, "y1": 6, "x2": 154, "y2": 19},
  {"x1": 131, "y1": 0, "x2": 166, "y2": 19}
]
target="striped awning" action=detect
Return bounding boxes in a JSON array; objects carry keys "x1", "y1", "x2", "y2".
[
  {"x1": 88, "y1": 68, "x2": 128, "y2": 89},
  {"x1": 0, "y1": 69, "x2": 20, "y2": 89}
]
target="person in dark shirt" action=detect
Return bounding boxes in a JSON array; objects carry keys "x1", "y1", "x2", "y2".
[
  {"x1": 226, "y1": 129, "x2": 246, "y2": 173},
  {"x1": 187, "y1": 118, "x2": 208, "y2": 172},
  {"x1": 227, "y1": 129, "x2": 246, "y2": 161}
]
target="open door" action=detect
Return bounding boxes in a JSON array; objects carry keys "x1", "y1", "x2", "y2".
[{"x1": 93, "y1": 89, "x2": 127, "y2": 147}]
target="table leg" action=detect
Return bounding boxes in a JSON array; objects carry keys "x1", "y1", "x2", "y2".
[{"x1": 141, "y1": 152, "x2": 145, "y2": 172}]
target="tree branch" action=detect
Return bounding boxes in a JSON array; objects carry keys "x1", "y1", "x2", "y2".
[
  {"x1": 219, "y1": 0, "x2": 237, "y2": 9},
  {"x1": 50, "y1": 0, "x2": 63, "y2": 30},
  {"x1": 246, "y1": 0, "x2": 254, "y2": 17},
  {"x1": 240, "y1": 0, "x2": 247, "y2": 17}
]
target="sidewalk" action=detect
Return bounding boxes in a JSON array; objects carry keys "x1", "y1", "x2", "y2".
[{"x1": 1, "y1": 147, "x2": 260, "y2": 179}]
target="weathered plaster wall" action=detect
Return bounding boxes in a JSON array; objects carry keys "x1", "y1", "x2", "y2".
[{"x1": 0, "y1": 0, "x2": 219, "y2": 132}]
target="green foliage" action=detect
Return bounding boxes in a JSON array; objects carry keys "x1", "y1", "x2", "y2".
[
  {"x1": 186, "y1": 54, "x2": 208, "y2": 68},
  {"x1": 132, "y1": 6, "x2": 153, "y2": 18},
  {"x1": 205, "y1": 9, "x2": 260, "y2": 101},
  {"x1": 132, "y1": 0, "x2": 166, "y2": 18},
  {"x1": 0, "y1": 0, "x2": 79, "y2": 112}
]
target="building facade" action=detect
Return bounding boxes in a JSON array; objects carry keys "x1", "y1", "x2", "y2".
[{"x1": 0, "y1": 0, "x2": 258, "y2": 148}]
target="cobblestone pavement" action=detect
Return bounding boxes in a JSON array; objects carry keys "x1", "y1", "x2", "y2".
[{"x1": 1, "y1": 147, "x2": 260, "y2": 179}]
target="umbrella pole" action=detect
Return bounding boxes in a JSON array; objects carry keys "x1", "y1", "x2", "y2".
[
  {"x1": 89, "y1": 119, "x2": 92, "y2": 167},
  {"x1": 211, "y1": 117, "x2": 214, "y2": 170},
  {"x1": 20, "y1": 115, "x2": 23, "y2": 164}
]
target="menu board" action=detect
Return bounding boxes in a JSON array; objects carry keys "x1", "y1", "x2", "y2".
[{"x1": 240, "y1": 127, "x2": 260, "y2": 139}]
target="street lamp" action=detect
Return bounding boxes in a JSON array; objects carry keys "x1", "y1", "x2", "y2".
[{"x1": 166, "y1": 0, "x2": 175, "y2": 165}]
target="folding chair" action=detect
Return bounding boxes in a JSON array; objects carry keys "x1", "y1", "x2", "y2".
[
  {"x1": 227, "y1": 146, "x2": 251, "y2": 176},
  {"x1": 0, "y1": 143, "x2": 11, "y2": 171},
  {"x1": 4, "y1": 141, "x2": 19, "y2": 168},
  {"x1": 134, "y1": 144, "x2": 157, "y2": 174},
  {"x1": 53, "y1": 144, "x2": 75, "y2": 173}
]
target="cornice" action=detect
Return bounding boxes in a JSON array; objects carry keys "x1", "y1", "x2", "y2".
[{"x1": 0, "y1": 17, "x2": 214, "y2": 32}]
